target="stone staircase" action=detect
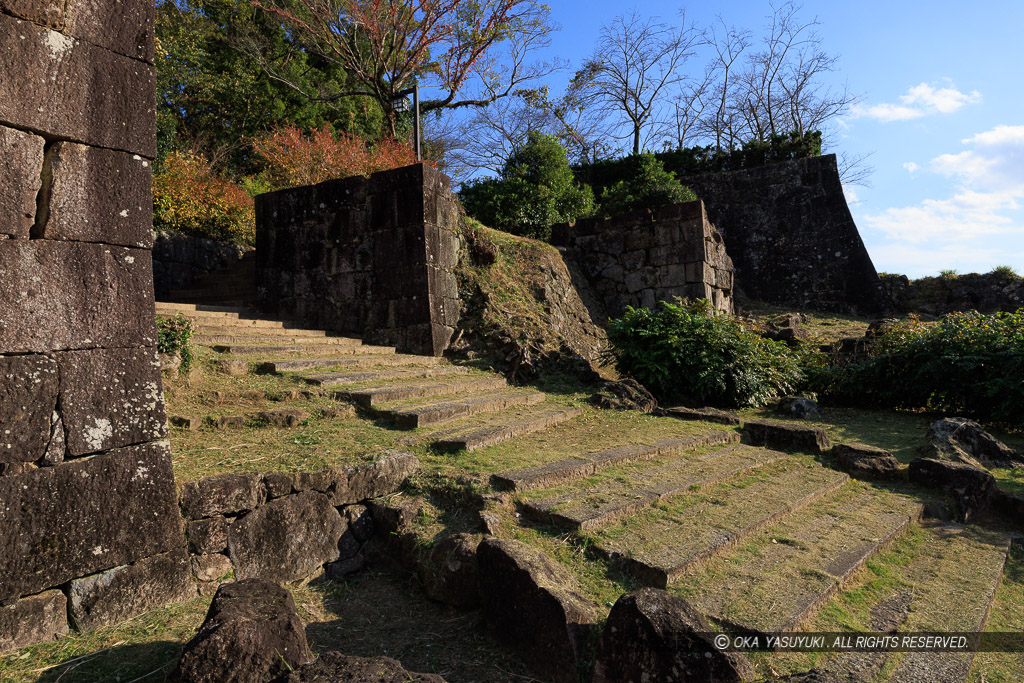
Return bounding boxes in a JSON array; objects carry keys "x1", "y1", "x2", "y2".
[{"x1": 159, "y1": 303, "x2": 1014, "y2": 682}]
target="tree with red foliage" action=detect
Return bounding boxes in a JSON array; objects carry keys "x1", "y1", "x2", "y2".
[{"x1": 250, "y1": 0, "x2": 560, "y2": 136}]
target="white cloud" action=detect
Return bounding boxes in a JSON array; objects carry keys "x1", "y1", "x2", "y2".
[
  {"x1": 843, "y1": 185, "x2": 861, "y2": 205},
  {"x1": 903, "y1": 162, "x2": 920, "y2": 174},
  {"x1": 851, "y1": 81, "x2": 981, "y2": 123},
  {"x1": 863, "y1": 124, "x2": 1024, "y2": 257}
]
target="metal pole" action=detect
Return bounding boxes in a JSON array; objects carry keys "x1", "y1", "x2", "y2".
[{"x1": 413, "y1": 85, "x2": 421, "y2": 161}]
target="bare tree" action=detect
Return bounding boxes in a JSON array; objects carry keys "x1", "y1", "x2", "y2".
[
  {"x1": 577, "y1": 10, "x2": 703, "y2": 155},
  {"x1": 701, "y1": 17, "x2": 750, "y2": 153}
]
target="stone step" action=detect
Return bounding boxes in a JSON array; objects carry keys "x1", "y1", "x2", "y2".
[
  {"x1": 195, "y1": 325, "x2": 335, "y2": 337},
  {"x1": 211, "y1": 344, "x2": 395, "y2": 356},
  {"x1": 338, "y1": 376, "x2": 508, "y2": 408},
  {"x1": 521, "y1": 444, "x2": 786, "y2": 531},
  {"x1": 285, "y1": 357, "x2": 447, "y2": 379},
  {"x1": 379, "y1": 390, "x2": 547, "y2": 429},
  {"x1": 156, "y1": 302, "x2": 254, "y2": 315},
  {"x1": 269, "y1": 365, "x2": 465, "y2": 383},
  {"x1": 593, "y1": 461, "x2": 850, "y2": 586},
  {"x1": 433, "y1": 407, "x2": 584, "y2": 452},
  {"x1": 492, "y1": 430, "x2": 739, "y2": 492},
  {"x1": 671, "y1": 485, "x2": 922, "y2": 635},
  {"x1": 196, "y1": 333, "x2": 363, "y2": 346},
  {"x1": 809, "y1": 523, "x2": 1011, "y2": 683}
]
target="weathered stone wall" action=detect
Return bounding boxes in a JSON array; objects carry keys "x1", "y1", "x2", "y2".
[
  {"x1": 552, "y1": 200, "x2": 735, "y2": 318},
  {"x1": 178, "y1": 454, "x2": 418, "y2": 595},
  {"x1": 256, "y1": 164, "x2": 461, "y2": 356},
  {"x1": 152, "y1": 231, "x2": 252, "y2": 299},
  {"x1": 0, "y1": 1, "x2": 192, "y2": 651},
  {"x1": 682, "y1": 154, "x2": 893, "y2": 314}
]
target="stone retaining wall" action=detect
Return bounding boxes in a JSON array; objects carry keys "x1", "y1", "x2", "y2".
[
  {"x1": 152, "y1": 231, "x2": 251, "y2": 299},
  {"x1": 0, "y1": 0, "x2": 192, "y2": 652},
  {"x1": 255, "y1": 164, "x2": 461, "y2": 356},
  {"x1": 682, "y1": 154, "x2": 893, "y2": 314},
  {"x1": 552, "y1": 200, "x2": 735, "y2": 318}
]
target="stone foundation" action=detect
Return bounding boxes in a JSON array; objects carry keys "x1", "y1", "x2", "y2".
[
  {"x1": 0, "y1": 0, "x2": 193, "y2": 652},
  {"x1": 152, "y1": 231, "x2": 251, "y2": 299},
  {"x1": 255, "y1": 164, "x2": 461, "y2": 356},
  {"x1": 553, "y1": 200, "x2": 734, "y2": 317}
]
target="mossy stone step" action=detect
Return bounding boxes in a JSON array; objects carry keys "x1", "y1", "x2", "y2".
[
  {"x1": 594, "y1": 460, "x2": 850, "y2": 587},
  {"x1": 197, "y1": 334, "x2": 365, "y2": 346},
  {"x1": 492, "y1": 430, "x2": 739, "y2": 492},
  {"x1": 195, "y1": 325, "x2": 335, "y2": 338},
  {"x1": 671, "y1": 484, "x2": 921, "y2": 635},
  {"x1": 338, "y1": 376, "x2": 508, "y2": 408},
  {"x1": 287, "y1": 357, "x2": 447, "y2": 379},
  {"x1": 433, "y1": 407, "x2": 584, "y2": 452},
  {"x1": 380, "y1": 390, "x2": 546, "y2": 429},
  {"x1": 212, "y1": 344, "x2": 395, "y2": 356},
  {"x1": 283, "y1": 366, "x2": 468, "y2": 385},
  {"x1": 155, "y1": 303, "x2": 253, "y2": 315},
  {"x1": 522, "y1": 444, "x2": 785, "y2": 531}
]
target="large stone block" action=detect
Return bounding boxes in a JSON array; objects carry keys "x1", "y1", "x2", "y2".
[
  {"x1": 0, "y1": 355, "x2": 60, "y2": 466},
  {"x1": 59, "y1": 346, "x2": 167, "y2": 456},
  {"x1": 0, "y1": 589, "x2": 68, "y2": 653},
  {"x1": 68, "y1": 548, "x2": 196, "y2": 630},
  {"x1": 180, "y1": 473, "x2": 264, "y2": 520},
  {"x1": 0, "y1": 126, "x2": 44, "y2": 238},
  {"x1": 44, "y1": 142, "x2": 153, "y2": 247},
  {"x1": 0, "y1": 0, "x2": 153, "y2": 62},
  {"x1": 0, "y1": 0, "x2": 65, "y2": 27},
  {"x1": 0, "y1": 240, "x2": 157, "y2": 353},
  {"x1": 228, "y1": 491, "x2": 346, "y2": 583},
  {"x1": 0, "y1": 441, "x2": 184, "y2": 603},
  {"x1": 0, "y1": 13, "x2": 156, "y2": 156}
]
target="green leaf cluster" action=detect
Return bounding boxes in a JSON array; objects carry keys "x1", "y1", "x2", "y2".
[
  {"x1": 606, "y1": 299, "x2": 803, "y2": 408},
  {"x1": 597, "y1": 153, "x2": 696, "y2": 216},
  {"x1": 157, "y1": 313, "x2": 197, "y2": 374},
  {"x1": 458, "y1": 132, "x2": 594, "y2": 241},
  {"x1": 810, "y1": 311, "x2": 1024, "y2": 425}
]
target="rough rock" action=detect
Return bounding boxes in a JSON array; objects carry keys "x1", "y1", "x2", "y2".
[
  {"x1": 213, "y1": 359, "x2": 250, "y2": 376},
  {"x1": 744, "y1": 419, "x2": 831, "y2": 453},
  {"x1": 421, "y1": 533, "x2": 481, "y2": 608},
  {"x1": 284, "y1": 651, "x2": 445, "y2": 682},
  {"x1": 0, "y1": 126, "x2": 43, "y2": 239},
  {"x1": 263, "y1": 472, "x2": 295, "y2": 499},
  {"x1": 256, "y1": 409, "x2": 307, "y2": 428},
  {"x1": 368, "y1": 496, "x2": 423, "y2": 535},
  {"x1": 588, "y1": 378, "x2": 658, "y2": 413},
  {"x1": 325, "y1": 554, "x2": 365, "y2": 580},
  {"x1": 0, "y1": 589, "x2": 68, "y2": 653},
  {"x1": 832, "y1": 443, "x2": 902, "y2": 480},
  {"x1": 0, "y1": 355, "x2": 60, "y2": 466},
  {"x1": 661, "y1": 405, "x2": 742, "y2": 425},
  {"x1": 344, "y1": 505, "x2": 374, "y2": 542},
  {"x1": 228, "y1": 491, "x2": 346, "y2": 583},
  {"x1": 180, "y1": 474, "x2": 264, "y2": 520},
  {"x1": 0, "y1": 12, "x2": 156, "y2": 156},
  {"x1": 593, "y1": 588, "x2": 754, "y2": 683},
  {"x1": 192, "y1": 553, "x2": 234, "y2": 583},
  {"x1": 994, "y1": 490, "x2": 1024, "y2": 522},
  {"x1": 0, "y1": 240, "x2": 157, "y2": 353},
  {"x1": 186, "y1": 516, "x2": 230, "y2": 555},
  {"x1": 58, "y1": 346, "x2": 168, "y2": 455},
  {"x1": 152, "y1": 232, "x2": 249, "y2": 298},
  {"x1": 336, "y1": 452, "x2": 420, "y2": 505},
  {"x1": 918, "y1": 418, "x2": 1023, "y2": 469},
  {"x1": 0, "y1": 0, "x2": 154, "y2": 62},
  {"x1": 68, "y1": 548, "x2": 196, "y2": 630},
  {"x1": 45, "y1": 142, "x2": 153, "y2": 247},
  {"x1": 0, "y1": 441, "x2": 183, "y2": 603},
  {"x1": 908, "y1": 458, "x2": 996, "y2": 522},
  {"x1": 176, "y1": 579, "x2": 311, "y2": 683},
  {"x1": 776, "y1": 396, "x2": 822, "y2": 420},
  {"x1": 477, "y1": 538, "x2": 599, "y2": 683}
]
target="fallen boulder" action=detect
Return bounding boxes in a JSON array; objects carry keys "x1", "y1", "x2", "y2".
[
  {"x1": 477, "y1": 538, "x2": 598, "y2": 683},
  {"x1": 660, "y1": 406, "x2": 742, "y2": 426},
  {"x1": 776, "y1": 396, "x2": 822, "y2": 420},
  {"x1": 176, "y1": 579, "x2": 311, "y2": 683},
  {"x1": 589, "y1": 379, "x2": 657, "y2": 413},
  {"x1": 744, "y1": 419, "x2": 831, "y2": 453},
  {"x1": 593, "y1": 588, "x2": 754, "y2": 682},
  {"x1": 284, "y1": 651, "x2": 445, "y2": 682},
  {"x1": 832, "y1": 443, "x2": 903, "y2": 480},
  {"x1": 918, "y1": 418, "x2": 1023, "y2": 469},
  {"x1": 420, "y1": 533, "x2": 482, "y2": 608},
  {"x1": 908, "y1": 458, "x2": 996, "y2": 522}
]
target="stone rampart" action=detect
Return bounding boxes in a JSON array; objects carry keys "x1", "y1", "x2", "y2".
[
  {"x1": 256, "y1": 164, "x2": 461, "y2": 356},
  {"x1": 152, "y1": 231, "x2": 252, "y2": 299},
  {"x1": 552, "y1": 200, "x2": 734, "y2": 318},
  {"x1": 682, "y1": 154, "x2": 892, "y2": 314},
  {"x1": 0, "y1": 0, "x2": 191, "y2": 652}
]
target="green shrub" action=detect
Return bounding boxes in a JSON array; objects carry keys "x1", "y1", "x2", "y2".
[
  {"x1": 458, "y1": 132, "x2": 594, "y2": 240},
  {"x1": 606, "y1": 299, "x2": 803, "y2": 408},
  {"x1": 810, "y1": 311, "x2": 1024, "y2": 425},
  {"x1": 598, "y1": 153, "x2": 696, "y2": 216},
  {"x1": 157, "y1": 313, "x2": 196, "y2": 374},
  {"x1": 989, "y1": 264, "x2": 1019, "y2": 282}
]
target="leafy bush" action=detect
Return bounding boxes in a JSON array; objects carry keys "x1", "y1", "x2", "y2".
[
  {"x1": 458, "y1": 132, "x2": 594, "y2": 240},
  {"x1": 251, "y1": 124, "x2": 423, "y2": 189},
  {"x1": 153, "y1": 151, "x2": 255, "y2": 244},
  {"x1": 606, "y1": 299, "x2": 803, "y2": 408},
  {"x1": 156, "y1": 313, "x2": 196, "y2": 374},
  {"x1": 598, "y1": 153, "x2": 696, "y2": 216},
  {"x1": 810, "y1": 311, "x2": 1024, "y2": 425}
]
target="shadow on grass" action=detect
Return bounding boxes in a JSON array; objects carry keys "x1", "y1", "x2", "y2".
[{"x1": 33, "y1": 641, "x2": 182, "y2": 683}]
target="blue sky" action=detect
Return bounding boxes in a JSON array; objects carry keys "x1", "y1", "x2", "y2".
[{"x1": 527, "y1": 1, "x2": 1024, "y2": 278}]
